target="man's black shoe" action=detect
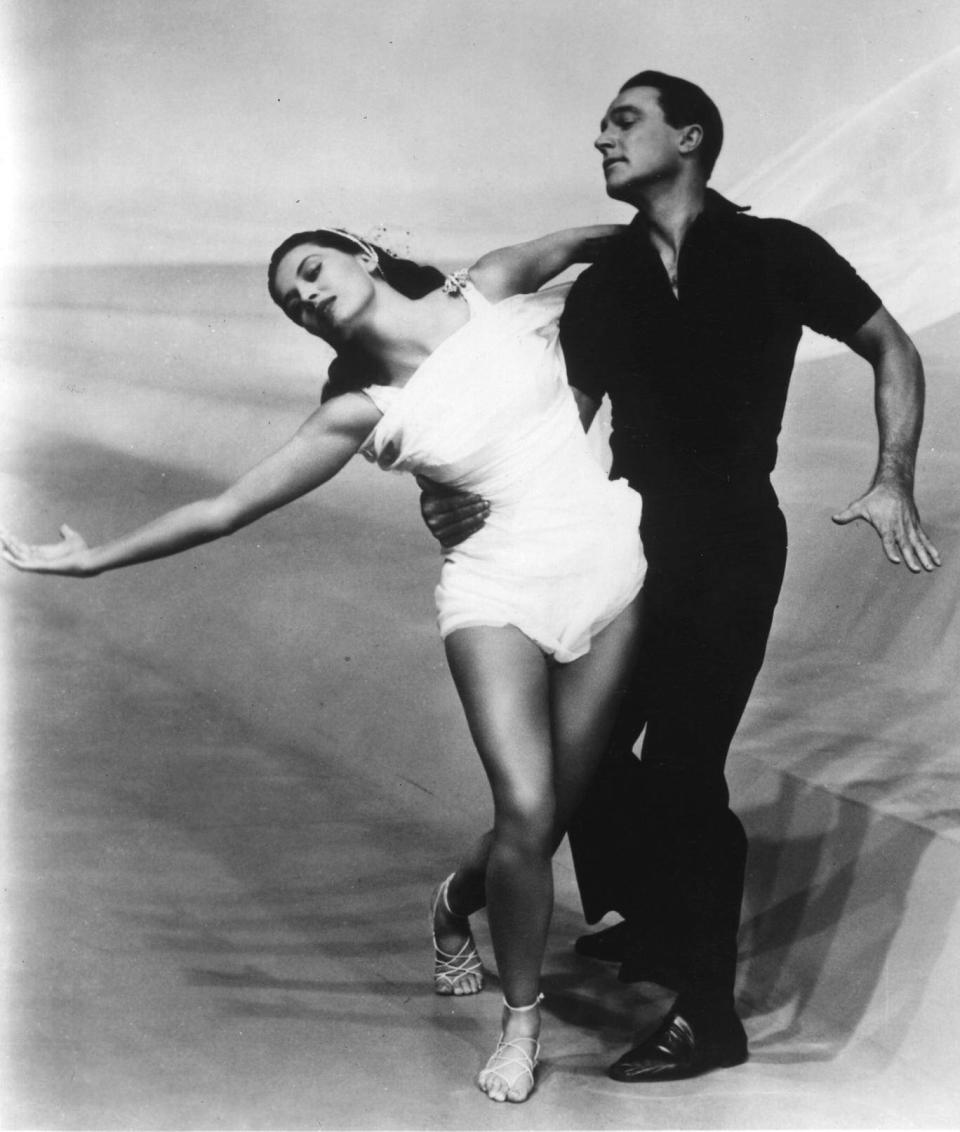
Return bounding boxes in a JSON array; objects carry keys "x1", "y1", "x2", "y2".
[
  {"x1": 607, "y1": 1009, "x2": 747, "y2": 1082},
  {"x1": 574, "y1": 920, "x2": 629, "y2": 962}
]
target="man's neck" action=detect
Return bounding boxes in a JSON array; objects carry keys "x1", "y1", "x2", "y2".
[{"x1": 632, "y1": 178, "x2": 708, "y2": 258}]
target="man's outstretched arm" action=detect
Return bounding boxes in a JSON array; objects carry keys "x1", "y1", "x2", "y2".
[{"x1": 832, "y1": 306, "x2": 940, "y2": 572}]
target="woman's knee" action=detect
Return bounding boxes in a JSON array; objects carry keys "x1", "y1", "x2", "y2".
[{"x1": 493, "y1": 790, "x2": 555, "y2": 856}]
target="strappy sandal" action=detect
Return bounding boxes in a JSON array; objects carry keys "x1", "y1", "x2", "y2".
[
  {"x1": 477, "y1": 995, "x2": 543, "y2": 1103},
  {"x1": 431, "y1": 873, "x2": 484, "y2": 996}
]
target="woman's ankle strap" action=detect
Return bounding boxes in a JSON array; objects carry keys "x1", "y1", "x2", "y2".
[
  {"x1": 440, "y1": 873, "x2": 469, "y2": 920},
  {"x1": 503, "y1": 993, "x2": 544, "y2": 1012}
]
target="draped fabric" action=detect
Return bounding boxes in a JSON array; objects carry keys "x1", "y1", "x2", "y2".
[{"x1": 361, "y1": 281, "x2": 644, "y2": 662}]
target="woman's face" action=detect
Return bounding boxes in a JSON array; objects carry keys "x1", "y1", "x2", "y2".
[{"x1": 272, "y1": 242, "x2": 377, "y2": 339}]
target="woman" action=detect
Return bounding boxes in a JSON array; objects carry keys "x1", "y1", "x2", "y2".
[{"x1": 1, "y1": 226, "x2": 644, "y2": 1103}]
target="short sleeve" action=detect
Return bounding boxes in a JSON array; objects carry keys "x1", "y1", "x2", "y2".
[
  {"x1": 778, "y1": 221, "x2": 882, "y2": 342},
  {"x1": 360, "y1": 383, "x2": 403, "y2": 415},
  {"x1": 357, "y1": 384, "x2": 404, "y2": 466}
]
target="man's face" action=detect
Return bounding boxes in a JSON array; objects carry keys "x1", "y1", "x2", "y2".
[{"x1": 594, "y1": 86, "x2": 686, "y2": 200}]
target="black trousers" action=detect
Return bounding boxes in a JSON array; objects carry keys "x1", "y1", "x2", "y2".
[{"x1": 569, "y1": 484, "x2": 788, "y2": 1018}]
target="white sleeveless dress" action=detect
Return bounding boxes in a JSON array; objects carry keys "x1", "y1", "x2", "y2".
[{"x1": 360, "y1": 279, "x2": 645, "y2": 663}]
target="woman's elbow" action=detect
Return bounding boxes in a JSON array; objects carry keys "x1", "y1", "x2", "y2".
[{"x1": 205, "y1": 496, "x2": 246, "y2": 537}]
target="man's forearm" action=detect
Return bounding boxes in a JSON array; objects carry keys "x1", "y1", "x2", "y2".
[
  {"x1": 833, "y1": 310, "x2": 939, "y2": 571},
  {"x1": 872, "y1": 339, "x2": 924, "y2": 491}
]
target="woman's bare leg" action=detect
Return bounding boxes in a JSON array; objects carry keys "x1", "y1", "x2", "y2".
[
  {"x1": 444, "y1": 831, "x2": 493, "y2": 913},
  {"x1": 434, "y1": 600, "x2": 642, "y2": 987},
  {"x1": 431, "y1": 831, "x2": 491, "y2": 996},
  {"x1": 435, "y1": 603, "x2": 641, "y2": 1099},
  {"x1": 444, "y1": 625, "x2": 554, "y2": 1005},
  {"x1": 444, "y1": 625, "x2": 555, "y2": 1101},
  {"x1": 437, "y1": 596, "x2": 642, "y2": 906},
  {"x1": 549, "y1": 597, "x2": 643, "y2": 840}
]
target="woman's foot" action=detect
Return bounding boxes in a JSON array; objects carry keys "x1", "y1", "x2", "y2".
[
  {"x1": 477, "y1": 995, "x2": 542, "y2": 1103},
  {"x1": 431, "y1": 873, "x2": 484, "y2": 995}
]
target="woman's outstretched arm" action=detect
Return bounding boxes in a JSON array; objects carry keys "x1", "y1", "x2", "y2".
[
  {"x1": 1, "y1": 393, "x2": 379, "y2": 578},
  {"x1": 468, "y1": 225, "x2": 625, "y2": 301}
]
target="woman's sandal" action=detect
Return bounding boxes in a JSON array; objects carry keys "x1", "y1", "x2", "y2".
[
  {"x1": 431, "y1": 873, "x2": 484, "y2": 995},
  {"x1": 477, "y1": 995, "x2": 543, "y2": 1103}
]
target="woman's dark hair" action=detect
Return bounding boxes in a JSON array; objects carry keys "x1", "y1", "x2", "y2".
[
  {"x1": 267, "y1": 229, "x2": 444, "y2": 307},
  {"x1": 618, "y1": 70, "x2": 724, "y2": 179},
  {"x1": 267, "y1": 228, "x2": 445, "y2": 401}
]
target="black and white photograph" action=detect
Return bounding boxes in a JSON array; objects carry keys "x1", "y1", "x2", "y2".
[{"x1": 1, "y1": 1, "x2": 959, "y2": 1127}]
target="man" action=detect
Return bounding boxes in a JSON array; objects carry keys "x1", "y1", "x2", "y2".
[{"x1": 422, "y1": 70, "x2": 939, "y2": 1082}]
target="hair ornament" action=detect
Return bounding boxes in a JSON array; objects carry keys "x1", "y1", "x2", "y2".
[{"x1": 316, "y1": 227, "x2": 381, "y2": 260}]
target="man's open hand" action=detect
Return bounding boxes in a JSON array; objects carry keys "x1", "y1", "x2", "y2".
[
  {"x1": 417, "y1": 476, "x2": 490, "y2": 547},
  {"x1": 832, "y1": 482, "x2": 940, "y2": 572}
]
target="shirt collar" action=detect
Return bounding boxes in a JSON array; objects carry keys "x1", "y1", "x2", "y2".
[
  {"x1": 703, "y1": 187, "x2": 751, "y2": 217},
  {"x1": 627, "y1": 188, "x2": 750, "y2": 243}
]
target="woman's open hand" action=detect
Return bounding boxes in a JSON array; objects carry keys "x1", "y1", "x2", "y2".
[{"x1": 0, "y1": 524, "x2": 94, "y2": 576}]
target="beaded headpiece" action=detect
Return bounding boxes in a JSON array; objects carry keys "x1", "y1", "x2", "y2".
[{"x1": 313, "y1": 227, "x2": 380, "y2": 260}]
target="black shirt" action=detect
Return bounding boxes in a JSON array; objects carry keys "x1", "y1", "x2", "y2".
[{"x1": 559, "y1": 191, "x2": 882, "y2": 496}]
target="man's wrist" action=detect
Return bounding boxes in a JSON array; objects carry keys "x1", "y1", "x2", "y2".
[{"x1": 872, "y1": 454, "x2": 916, "y2": 492}]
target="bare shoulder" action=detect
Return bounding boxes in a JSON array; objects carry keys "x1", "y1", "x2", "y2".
[
  {"x1": 299, "y1": 390, "x2": 382, "y2": 443},
  {"x1": 466, "y1": 255, "x2": 517, "y2": 302}
]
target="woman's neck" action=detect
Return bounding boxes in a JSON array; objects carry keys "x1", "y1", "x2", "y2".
[{"x1": 347, "y1": 287, "x2": 469, "y2": 386}]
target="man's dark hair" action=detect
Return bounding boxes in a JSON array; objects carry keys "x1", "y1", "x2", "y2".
[{"x1": 618, "y1": 70, "x2": 724, "y2": 179}]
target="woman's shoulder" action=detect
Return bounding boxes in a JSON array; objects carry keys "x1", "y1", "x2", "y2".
[
  {"x1": 462, "y1": 259, "x2": 519, "y2": 304},
  {"x1": 447, "y1": 265, "x2": 569, "y2": 311},
  {"x1": 313, "y1": 385, "x2": 383, "y2": 431}
]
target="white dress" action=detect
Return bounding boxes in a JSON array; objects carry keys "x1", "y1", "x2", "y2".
[{"x1": 360, "y1": 279, "x2": 645, "y2": 663}]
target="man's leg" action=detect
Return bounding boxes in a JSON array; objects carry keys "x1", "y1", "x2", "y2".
[
  {"x1": 567, "y1": 686, "x2": 649, "y2": 927},
  {"x1": 585, "y1": 499, "x2": 787, "y2": 1078}
]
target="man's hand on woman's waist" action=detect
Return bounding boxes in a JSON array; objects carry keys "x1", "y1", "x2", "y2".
[{"x1": 417, "y1": 476, "x2": 490, "y2": 547}]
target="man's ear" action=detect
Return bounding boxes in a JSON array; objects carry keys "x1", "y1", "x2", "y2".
[{"x1": 678, "y1": 123, "x2": 703, "y2": 157}]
